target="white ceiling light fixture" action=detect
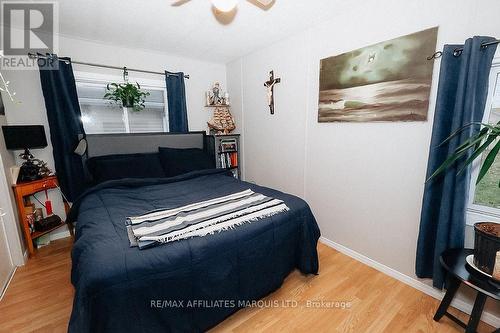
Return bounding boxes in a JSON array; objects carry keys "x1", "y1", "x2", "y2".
[{"x1": 211, "y1": 0, "x2": 238, "y2": 12}]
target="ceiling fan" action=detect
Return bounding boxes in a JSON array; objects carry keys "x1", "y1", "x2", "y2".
[{"x1": 172, "y1": 0, "x2": 274, "y2": 13}]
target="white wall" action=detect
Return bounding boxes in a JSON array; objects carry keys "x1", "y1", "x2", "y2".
[
  {"x1": 225, "y1": 60, "x2": 245, "y2": 177},
  {"x1": 227, "y1": 0, "x2": 500, "y2": 323},
  {"x1": 1, "y1": 35, "x2": 226, "y2": 242},
  {"x1": 233, "y1": 32, "x2": 310, "y2": 197}
]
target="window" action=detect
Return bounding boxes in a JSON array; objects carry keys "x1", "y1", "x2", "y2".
[
  {"x1": 75, "y1": 72, "x2": 168, "y2": 134},
  {"x1": 467, "y1": 62, "x2": 500, "y2": 224}
]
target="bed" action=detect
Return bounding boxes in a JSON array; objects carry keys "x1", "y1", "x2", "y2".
[{"x1": 68, "y1": 132, "x2": 320, "y2": 333}]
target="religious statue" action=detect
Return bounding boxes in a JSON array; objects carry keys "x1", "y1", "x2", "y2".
[
  {"x1": 206, "y1": 82, "x2": 230, "y2": 106},
  {"x1": 264, "y1": 70, "x2": 281, "y2": 115},
  {"x1": 212, "y1": 82, "x2": 222, "y2": 105}
]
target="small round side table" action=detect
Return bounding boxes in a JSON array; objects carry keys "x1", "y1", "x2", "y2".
[{"x1": 433, "y1": 248, "x2": 499, "y2": 333}]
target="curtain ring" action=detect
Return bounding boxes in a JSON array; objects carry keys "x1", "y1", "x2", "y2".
[
  {"x1": 427, "y1": 51, "x2": 442, "y2": 60},
  {"x1": 452, "y1": 48, "x2": 463, "y2": 57}
]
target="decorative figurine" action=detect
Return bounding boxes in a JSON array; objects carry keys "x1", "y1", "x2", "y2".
[
  {"x1": 207, "y1": 82, "x2": 230, "y2": 106},
  {"x1": 33, "y1": 159, "x2": 53, "y2": 178},
  {"x1": 207, "y1": 106, "x2": 236, "y2": 135},
  {"x1": 206, "y1": 82, "x2": 234, "y2": 133},
  {"x1": 212, "y1": 82, "x2": 222, "y2": 105}
]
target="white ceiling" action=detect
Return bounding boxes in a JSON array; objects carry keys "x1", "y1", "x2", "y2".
[{"x1": 57, "y1": 0, "x2": 350, "y2": 63}]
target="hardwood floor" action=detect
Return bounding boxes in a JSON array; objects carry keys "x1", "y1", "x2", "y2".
[
  {"x1": 0, "y1": 238, "x2": 73, "y2": 333},
  {"x1": 0, "y1": 238, "x2": 494, "y2": 333}
]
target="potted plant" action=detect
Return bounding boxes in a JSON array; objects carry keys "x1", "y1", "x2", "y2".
[
  {"x1": 429, "y1": 121, "x2": 500, "y2": 278},
  {"x1": 103, "y1": 82, "x2": 150, "y2": 112}
]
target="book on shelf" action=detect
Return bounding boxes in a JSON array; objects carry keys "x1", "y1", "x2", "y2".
[
  {"x1": 219, "y1": 152, "x2": 238, "y2": 169},
  {"x1": 230, "y1": 152, "x2": 238, "y2": 167}
]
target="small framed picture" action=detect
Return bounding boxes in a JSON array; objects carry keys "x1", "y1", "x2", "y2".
[{"x1": 34, "y1": 208, "x2": 44, "y2": 222}]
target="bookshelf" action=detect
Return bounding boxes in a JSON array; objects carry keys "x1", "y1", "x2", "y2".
[{"x1": 206, "y1": 134, "x2": 241, "y2": 179}]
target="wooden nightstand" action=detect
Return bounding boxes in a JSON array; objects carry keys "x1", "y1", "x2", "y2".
[{"x1": 12, "y1": 176, "x2": 73, "y2": 257}]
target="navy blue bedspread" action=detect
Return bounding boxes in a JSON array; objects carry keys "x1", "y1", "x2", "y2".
[{"x1": 68, "y1": 169, "x2": 320, "y2": 333}]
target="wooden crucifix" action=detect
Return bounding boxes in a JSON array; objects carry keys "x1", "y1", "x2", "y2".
[{"x1": 264, "y1": 70, "x2": 281, "y2": 115}]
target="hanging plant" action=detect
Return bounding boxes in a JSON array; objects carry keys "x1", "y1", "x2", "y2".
[{"x1": 103, "y1": 82, "x2": 150, "y2": 112}]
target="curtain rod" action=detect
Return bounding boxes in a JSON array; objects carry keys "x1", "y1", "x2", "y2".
[
  {"x1": 427, "y1": 39, "x2": 499, "y2": 60},
  {"x1": 27, "y1": 53, "x2": 190, "y2": 79}
]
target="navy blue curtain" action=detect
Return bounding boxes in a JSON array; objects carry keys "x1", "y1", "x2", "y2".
[
  {"x1": 165, "y1": 71, "x2": 188, "y2": 133},
  {"x1": 38, "y1": 55, "x2": 86, "y2": 202},
  {"x1": 416, "y1": 37, "x2": 498, "y2": 288}
]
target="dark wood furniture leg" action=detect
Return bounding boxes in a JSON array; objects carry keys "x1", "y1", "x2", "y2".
[
  {"x1": 434, "y1": 276, "x2": 461, "y2": 321},
  {"x1": 437, "y1": 249, "x2": 499, "y2": 333},
  {"x1": 465, "y1": 292, "x2": 487, "y2": 333}
]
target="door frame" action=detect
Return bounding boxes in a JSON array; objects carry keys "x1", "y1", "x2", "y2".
[
  {"x1": 0, "y1": 154, "x2": 25, "y2": 266},
  {"x1": 0, "y1": 208, "x2": 16, "y2": 300}
]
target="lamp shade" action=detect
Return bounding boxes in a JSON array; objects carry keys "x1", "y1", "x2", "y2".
[{"x1": 2, "y1": 125, "x2": 48, "y2": 150}]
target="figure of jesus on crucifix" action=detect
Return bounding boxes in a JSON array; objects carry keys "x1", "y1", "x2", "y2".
[{"x1": 264, "y1": 70, "x2": 280, "y2": 115}]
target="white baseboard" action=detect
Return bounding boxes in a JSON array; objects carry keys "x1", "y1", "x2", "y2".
[{"x1": 319, "y1": 236, "x2": 500, "y2": 328}]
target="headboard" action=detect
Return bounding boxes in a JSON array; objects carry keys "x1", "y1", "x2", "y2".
[
  {"x1": 80, "y1": 131, "x2": 208, "y2": 182},
  {"x1": 84, "y1": 131, "x2": 207, "y2": 158}
]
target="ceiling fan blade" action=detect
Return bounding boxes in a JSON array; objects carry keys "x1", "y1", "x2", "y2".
[
  {"x1": 171, "y1": 0, "x2": 191, "y2": 7},
  {"x1": 247, "y1": 0, "x2": 275, "y2": 10},
  {"x1": 255, "y1": 0, "x2": 273, "y2": 5}
]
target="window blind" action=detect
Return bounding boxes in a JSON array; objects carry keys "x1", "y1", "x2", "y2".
[{"x1": 76, "y1": 81, "x2": 168, "y2": 134}]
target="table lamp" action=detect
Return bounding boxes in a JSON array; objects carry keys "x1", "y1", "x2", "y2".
[{"x1": 2, "y1": 125, "x2": 48, "y2": 181}]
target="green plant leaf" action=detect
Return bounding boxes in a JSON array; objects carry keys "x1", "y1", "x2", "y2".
[
  {"x1": 437, "y1": 122, "x2": 480, "y2": 147},
  {"x1": 453, "y1": 131, "x2": 488, "y2": 155},
  {"x1": 427, "y1": 149, "x2": 468, "y2": 182},
  {"x1": 427, "y1": 121, "x2": 500, "y2": 183},
  {"x1": 476, "y1": 139, "x2": 500, "y2": 184},
  {"x1": 457, "y1": 134, "x2": 497, "y2": 174}
]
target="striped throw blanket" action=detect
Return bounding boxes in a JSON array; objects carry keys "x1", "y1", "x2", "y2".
[{"x1": 126, "y1": 189, "x2": 289, "y2": 248}]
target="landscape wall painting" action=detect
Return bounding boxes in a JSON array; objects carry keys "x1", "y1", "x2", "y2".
[{"x1": 318, "y1": 27, "x2": 438, "y2": 122}]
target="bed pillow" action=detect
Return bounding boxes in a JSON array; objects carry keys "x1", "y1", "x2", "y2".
[
  {"x1": 158, "y1": 147, "x2": 215, "y2": 177},
  {"x1": 87, "y1": 153, "x2": 166, "y2": 184}
]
